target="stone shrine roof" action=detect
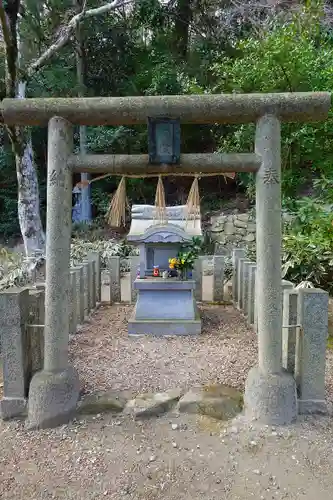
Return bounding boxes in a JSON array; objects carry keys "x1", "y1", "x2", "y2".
[{"x1": 127, "y1": 205, "x2": 202, "y2": 243}]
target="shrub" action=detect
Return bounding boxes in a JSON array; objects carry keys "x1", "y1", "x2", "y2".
[{"x1": 282, "y1": 198, "x2": 333, "y2": 292}]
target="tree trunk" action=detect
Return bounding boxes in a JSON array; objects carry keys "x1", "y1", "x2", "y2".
[
  {"x1": 74, "y1": 0, "x2": 92, "y2": 223},
  {"x1": 15, "y1": 143, "x2": 46, "y2": 256},
  {"x1": 16, "y1": 82, "x2": 45, "y2": 256},
  {"x1": 174, "y1": 0, "x2": 192, "y2": 60}
]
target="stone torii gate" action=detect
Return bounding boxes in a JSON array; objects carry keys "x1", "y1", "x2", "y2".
[{"x1": 1, "y1": 92, "x2": 330, "y2": 429}]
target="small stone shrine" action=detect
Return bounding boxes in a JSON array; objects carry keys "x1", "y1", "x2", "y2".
[{"x1": 127, "y1": 204, "x2": 202, "y2": 336}]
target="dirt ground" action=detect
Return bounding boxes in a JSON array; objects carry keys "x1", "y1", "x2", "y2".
[{"x1": 1, "y1": 277, "x2": 333, "y2": 499}]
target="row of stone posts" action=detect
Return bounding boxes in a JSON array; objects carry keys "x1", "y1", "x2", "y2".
[
  {"x1": 0, "y1": 251, "x2": 101, "y2": 421},
  {"x1": 233, "y1": 248, "x2": 329, "y2": 416}
]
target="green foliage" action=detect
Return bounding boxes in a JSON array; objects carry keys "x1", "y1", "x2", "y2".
[
  {"x1": 282, "y1": 198, "x2": 333, "y2": 291},
  {"x1": 169, "y1": 237, "x2": 203, "y2": 275},
  {"x1": 0, "y1": 140, "x2": 20, "y2": 238},
  {"x1": 212, "y1": 4, "x2": 333, "y2": 198}
]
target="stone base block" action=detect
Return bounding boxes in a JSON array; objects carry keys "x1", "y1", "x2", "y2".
[
  {"x1": 0, "y1": 397, "x2": 27, "y2": 420},
  {"x1": 26, "y1": 366, "x2": 80, "y2": 430},
  {"x1": 128, "y1": 318, "x2": 201, "y2": 336},
  {"x1": 298, "y1": 399, "x2": 327, "y2": 415},
  {"x1": 244, "y1": 366, "x2": 297, "y2": 425},
  {"x1": 178, "y1": 385, "x2": 243, "y2": 421}
]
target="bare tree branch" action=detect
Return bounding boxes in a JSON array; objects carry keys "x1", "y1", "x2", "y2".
[
  {"x1": 0, "y1": 0, "x2": 19, "y2": 98},
  {"x1": 26, "y1": 0, "x2": 133, "y2": 77}
]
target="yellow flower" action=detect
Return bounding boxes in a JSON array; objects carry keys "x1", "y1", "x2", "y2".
[
  {"x1": 181, "y1": 259, "x2": 185, "y2": 265},
  {"x1": 169, "y1": 263, "x2": 174, "y2": 269}
]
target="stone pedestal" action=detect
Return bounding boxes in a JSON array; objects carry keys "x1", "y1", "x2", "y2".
[{"x1": 128, "y1": 279, "x2": 201, "y2": 336}]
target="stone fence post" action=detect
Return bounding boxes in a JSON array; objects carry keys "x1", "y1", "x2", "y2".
[
  {"x1": 282, "y1": 289, "x2": 298, "y2": 375},
  {"x1": 241, "y1": 260, "x2": 252, "y2": 316},
  {"x1": 71, "y1": 266, "x2": 84, "y2": 325},
  {"x1": 82, "y1": 260, "x2": 90, "y2": 320},
  {"x1": 213, "y1": 256, "x2": 224, "y2": 302},
  {"x1": 297, "y1": 288, "x2": 329, "y2": 414},
  {"x1": 69, "y1": 270, "x2": 77, "y2": 335},
  {"x1": 27, "y1": 287, "x2": 45, "y2": 378},
  {"x1": 88, "y1": 252, "x2": 101, "y2": 304},
  {"x1": 247, "y1": 264, "x2": 256, "y2": 327},
  {"x1": 130, "y1": 256, "x2": 140, "y2": 303},
  {"x1": 232, "y1": 248, "x2": 246, "y2": 306},
  {"x1": 109, "y1": 256, "x2": 121, "y2": 303},
  {"x1": 0, "y1": 288, "x2": 29, "y2": 419},
  {"x1": 238, "y1": 258, "x2": 251, "y2": 312},
  {"x1": 89, "y1": 257, "x2": 97, "y2": 310},
  {"x1": 193, "y1": 257, "x2": 203, "y2": 302}
]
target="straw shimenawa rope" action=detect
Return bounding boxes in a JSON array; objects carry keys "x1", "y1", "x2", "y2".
[
  {"x1": 186, "y1": 175, "x2": 200, "y2": 222},
  {"x1": 154, "y1": 175, "x2": 167, "y2": 223},
  {"x1": 105, "y1": 175, "x2": 127, "y2": 227},
  {"x1": 78, "y1": 169, "x2": 235, "y2": 227}
]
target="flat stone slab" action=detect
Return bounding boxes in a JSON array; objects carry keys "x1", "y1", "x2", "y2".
[
  {"x1": 124, "y1": 389, "x2": 183, "y2": 418},
  {"x1": 177, "y1": 384, "x2": 243, "y2": 420},
  {"x1": 128, "y1": 318, "x2": 201, "y2": 336},
  {"x1": 78, "y1": 391, "x2": 129, "y2": 415}
]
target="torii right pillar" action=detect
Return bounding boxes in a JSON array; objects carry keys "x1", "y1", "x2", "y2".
[{"x1": 244, "y1": 114, "x2": 297, "y2": 425}]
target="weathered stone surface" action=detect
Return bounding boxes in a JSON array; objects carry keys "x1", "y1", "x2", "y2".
[
  {"x1": 109, "y1": 256, "x2": 121, "y2": 303},
  {"x1": 26, "y1": 366, "x2": 80, "y2": 430},
  {"x1": 235, "y1": 227, "x2": 247, "y2": 235},
  {"x1": 244, "y1": 366, "x2": 297, "y2": 425},
  {"x1": 0, "y1": 288, "x2": 28, "y2": 406},
  {"x1": 232, "y1": 248, "x2": 246, "y2": 306},
  {"x1": 124, "y1": 389, "x2": 182, "y2": 418},
  {"x1": 3, "y1": 92, "x2": 331, "y2": 127},
  {"x1": 0, "y1": 397, "x2": 27, "y2": 420},
  {"x1": 177, "y1": 385, "x2": 243, "y2": 420},
  {"x1": 224, "y1": 222, "x2": 235, "y2": 235},
  {"x1": 234, "y1": 219, "x2": 247, "y2": 229},
  {"x1": 283, "y1": 290, "x2": 298, "y2": 375},
  {"x1": 243, "y1": 233, "x2": 255, "y2": 242},
  {"x1": 78, "y1": 391, "x2": 128, "y2": 415},
  {"x1": 213, "y1": 256, "x2": 224, "y2": 302},
  {"x1": 237, "y1": 213, "x2": 250, "y2": 222},
  {"x1": 297, "y1": 288, "x2": 329, "y2": 414},
  {"x1": 209, "y1": 211, "x2": 258, "y2": 253},
  {"x1": 247, "y1": 223, "x2": 256, "y2": 232}
]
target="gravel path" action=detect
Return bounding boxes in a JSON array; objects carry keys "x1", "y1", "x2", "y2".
[
  {"x1": 2, "y1": 410, "x2": 333, "y2": 499},
  {"x1": 70, "y1": 304, "x2": 257, "y2": 396},
  {"x1": 2, "y1": 303, "x2": 333, "y2": 499}
]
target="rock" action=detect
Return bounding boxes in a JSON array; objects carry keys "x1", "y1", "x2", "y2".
[
  {"x1": 237, "y1": 213, "x2": 250, "y2": 222},
  {"x1": 234, "y1": 227, "x2": 246, "y2": 235},
  {"x1": 243, "y1": 233, "x2": 255, "y2": 242},
  {"x1": 124, "y1": 389, "x2": 183, "y2": 419},
  {"x1": 224, "y1": 222, "x2": 235, "y2": 235},
  {"x1": 234, "y1": 219, "x2": 247, "y2": 228},
  {"x1": 171, "y1": 423, "x2": 179, "y2": 430},
  {"x1": 215, "y1": 234, "x2": 227, "y2": 244},
  {"x1": 77, "y1": 391, "x2": 128, "y2": 415},
  {"x1": 247, "y1": 223, "x2": 256, "y2": 232},
  {"x1": 177, "y1": 384, "x2": 243, "y2": 421}
]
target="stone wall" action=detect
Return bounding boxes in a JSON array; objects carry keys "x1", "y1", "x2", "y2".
[{"x1": 209, "y1": 210, "x2": 255, "y2": 252}]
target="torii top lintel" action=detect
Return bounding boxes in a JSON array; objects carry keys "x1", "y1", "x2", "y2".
[{"x1": 0, "y1": 92, "x2": 331, "y2": 127}]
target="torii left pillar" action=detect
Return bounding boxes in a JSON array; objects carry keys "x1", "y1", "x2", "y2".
[{"x1": 27, "y1": 117, "x2": 80, "y2": 429}]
